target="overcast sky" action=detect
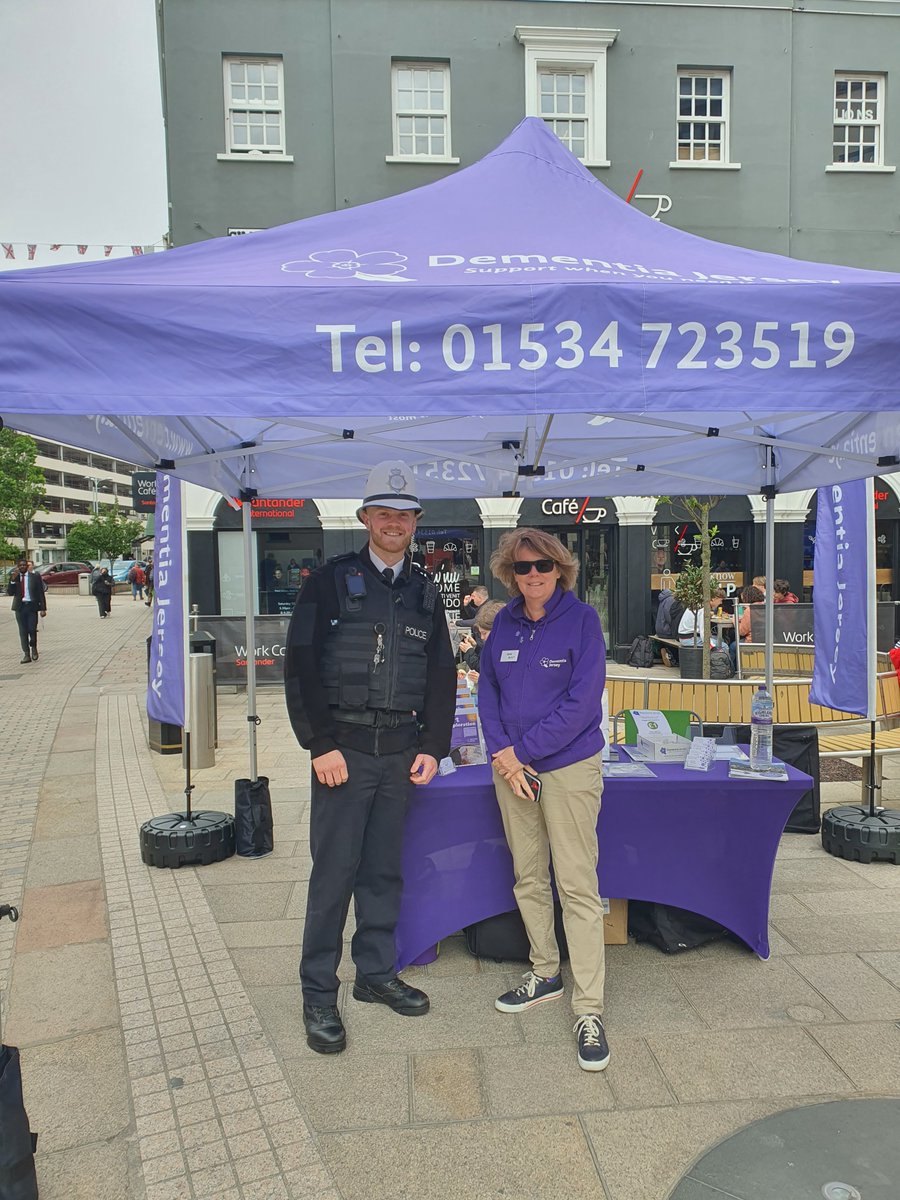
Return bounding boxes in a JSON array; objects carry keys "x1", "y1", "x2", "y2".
[{"x1": 0, "y1": 0, "x2": 168, "y2": 271}]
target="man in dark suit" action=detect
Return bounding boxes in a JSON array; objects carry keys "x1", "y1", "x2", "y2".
[{"x1": 7, "y1": 557, "x2": 47, "y2": 663}]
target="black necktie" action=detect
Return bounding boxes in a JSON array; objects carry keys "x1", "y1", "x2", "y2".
[{"x1": 381, "y1": 568, "x2": 394, "y2": 588}]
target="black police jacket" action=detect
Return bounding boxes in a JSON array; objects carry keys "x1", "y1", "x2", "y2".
[{"x1": 284, "y1": 546, "x2": 456, "y2": 761}]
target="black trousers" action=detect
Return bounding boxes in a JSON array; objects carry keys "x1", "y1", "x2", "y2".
[
  {"x1": 15, "y1": 603, "x2": 39, "y2": 654},
  {"x1": 95, "y1": 593, "x2": 111, "y2": 616},
  {"x1": 300, "y1": 744, "x2": 415, "y2": 1004}
]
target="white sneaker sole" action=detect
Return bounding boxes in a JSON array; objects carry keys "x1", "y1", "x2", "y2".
[
  {"x1": 494, "y1": 988, "x2": 564, "y2": 1014},
  {"x1": 577, "y1": 1051, "x2": 611, "y2": 1072}
]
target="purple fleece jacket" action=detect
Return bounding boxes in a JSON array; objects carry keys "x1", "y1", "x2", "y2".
[{"x1": 478, "y1": 587, "x2": 606, "y2": 772}]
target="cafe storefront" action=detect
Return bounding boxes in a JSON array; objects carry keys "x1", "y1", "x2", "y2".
[
  {"x1": 650, "y1": 497, "x2": 753, "y2": 612},
  {"x1": 518, "y1": 497, "x2": 617, "y2": 637},
  {"x1": 803, "y1": 477, "x2": 900, "y2": 601}
]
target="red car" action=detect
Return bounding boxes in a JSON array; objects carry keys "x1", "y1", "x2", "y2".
[{"x1": 36, "y1": 561, "x2": 93, "y2": 586}]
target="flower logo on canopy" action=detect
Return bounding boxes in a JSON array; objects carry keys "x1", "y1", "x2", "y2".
[{"x1": 281, "y1": 248, "x2": 415, "y2": 282}]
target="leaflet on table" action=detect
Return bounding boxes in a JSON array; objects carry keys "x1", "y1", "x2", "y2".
[
  {"x1": 603, "y1": 761, "x2": 657, "y2": 778},
  {"x1": 714, "y1": 745, "x2": 749, "y2": 762},
  {"x1": 627, "y1": 710, "x2": 691, "y2": 762},
  {"x1": 728, "y1": 760, "x2": 789, "y2": 782},
  {"x1": 683, "y1": 737, "x2": 716, "y2": 772},
  {"x1": 448, "y1": 675, "x2": 488, "y2": 767}
]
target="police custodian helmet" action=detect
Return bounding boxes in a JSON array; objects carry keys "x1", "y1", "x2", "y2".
[{"x1": 356, "y1": 460, "x2": 423, "y2": 521}]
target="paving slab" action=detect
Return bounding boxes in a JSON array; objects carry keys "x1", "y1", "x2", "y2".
[
  {"x1": 670, "y1": 956, "x2": 842, "y2": 1028},
  {"x1": 284, "y1": 1050, "x2": 410, "y2": 1130},
  {"x1": 481, "y1": 1040, "x2": 616, "y2": 1117},
  {"x1": 808, "y1": 1019, "x2": 900, "y2": 1091},
  {"x1": 789, "y1": 952, "x2": 900, "y2": 1021},
  {"x1": 772, "y1": 911, "x2": 900, "y2": 954},
  {"x1": 645, "y1": 1027, "x2": 856, "y2": 1102},
  {"x1": 14, "y1": 879, "x2": 107, "y2": 951},
  {"x1": 320, "y1": 1116, "x2": 608, "y2": 1200},
  {"x1": 582, "y1": 1100, "x2": 785, "y2": 1200},
  {"x1": 861, "y1": 950, "x2": 900, "y2": 985},
  {"x1": 6, "y1": 940, "x2": 119, "y2": 1044},
  {"x1": 34, "y1": 1139, "x2": 135, "y2": 1200},
  {"x1": 411, "y1": 1049, "x2": 490, "y2": 1122},
  {"x1": 25, "y1": 834, "x2": 101, "y2": 887},
  {"x1": 202, "y1": 882, "x2": 293, "y2": 922},
  {"x1": 20, "y1": 1028, "x2": 131, "y2": 1154}
]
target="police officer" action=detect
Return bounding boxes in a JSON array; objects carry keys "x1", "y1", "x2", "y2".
[{"x1": 285, "y1": 461, "x2": 456, "y2": 1054}]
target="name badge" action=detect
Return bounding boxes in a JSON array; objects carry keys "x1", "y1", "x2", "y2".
[{"x1": 500, "y1": 649, "x2": 519, "y2": 662}]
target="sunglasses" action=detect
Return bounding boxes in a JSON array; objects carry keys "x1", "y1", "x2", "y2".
[{"x1": 512, "y1": 559, "x2": 556, "y2": 576}]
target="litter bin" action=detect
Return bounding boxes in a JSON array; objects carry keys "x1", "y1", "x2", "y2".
[
  {"x1": 189, "y1": 630, "x2": 218, "y2": 748},
  {"x1": 188, "y1": 651, "x2": 216, "y2": 769},
  {"x1": 78, "y1": 572, "x2": 91, "y2": 596}
]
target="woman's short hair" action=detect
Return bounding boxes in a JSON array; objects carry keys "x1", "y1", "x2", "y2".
[
  {"x1": 490, "y1": 527, "x2": 579, "y2": 595},
  {"x1": 472, "y1": 599, "x2": 505, "y2": 634},
  {"x1": 741, "y1": 585, "x2": 764, "y2": 604},
  {"x1": 752, "y1": 576, "x2": 767, "y2": 590}
]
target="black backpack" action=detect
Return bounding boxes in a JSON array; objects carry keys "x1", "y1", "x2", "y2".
[{"x1": 627, "y1": 636, "x2": 655, "y2": 669}]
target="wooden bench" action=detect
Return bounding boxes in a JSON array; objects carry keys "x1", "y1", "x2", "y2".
[
  {"x1": 739, "y1": 646, "x2": 893, "y2": 676},
  {"x1": 648, "y1": 633, "x2": 680, "y2": 666},
  {"x1": 607, "y1": 672, "x2": 900, "y2": 766}
]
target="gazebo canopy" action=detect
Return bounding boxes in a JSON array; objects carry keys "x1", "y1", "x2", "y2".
[{"x1": 2, "y1": 118, "x2": 899, "y2": 499}]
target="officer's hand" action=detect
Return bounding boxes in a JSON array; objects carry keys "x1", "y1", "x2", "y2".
[
  {"x1": 312, "y1": 749, "x2": 348, "y2": 787},
  {"x1": 410, "y1": 754, "x2": 438, "y2": 786}
]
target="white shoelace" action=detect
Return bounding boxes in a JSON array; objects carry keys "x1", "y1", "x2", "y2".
[
  {"x1": 514, "y1": 971, "x2": 545, "y2": 998},
  {"x1": 574, "y1": 1014, "x2": 604, "y2": 1045}
]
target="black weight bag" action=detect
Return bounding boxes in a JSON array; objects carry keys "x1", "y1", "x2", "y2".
[
  {"x1": 627, "y1": 636, "x2": 655, "y2": 669},
  {"x1": 464, "y1": 905, "x2": 569, "y2": 964},
  {"x1": 234, "y1": 776, "x2": 274, "y2": 857},
  {"x1": 628, "y1": 900, "x2": 729, "y2": 954}
]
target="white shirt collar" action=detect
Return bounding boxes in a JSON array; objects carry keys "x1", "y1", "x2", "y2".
[{"x1": 368, "y1": 549, "x2": 402, "y2": 581}]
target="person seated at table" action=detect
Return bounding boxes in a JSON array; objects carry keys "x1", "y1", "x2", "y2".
[
  {"x1": 478, "y1": 528, "x2": 610, "y2": 1073},
  {"x1": 773, "y1": 578, "x2": 799, "y2": 604},
  {"x1": 677, "y1": 598, "x2": 715, "y2": 647},
  {"x1": 752, "y1": 575, "x2": 767, "y2": 597},
  {"x1": 729, "y1": 584, "x2": 765, "y2": 668},
  {"x1": 457, "y1": 599, "x2": 505, "y2": 687}
]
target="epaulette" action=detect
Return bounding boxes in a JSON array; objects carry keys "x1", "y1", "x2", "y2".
[{"x1": 327, "y1": 551, "x2": 359, "y2": 564}]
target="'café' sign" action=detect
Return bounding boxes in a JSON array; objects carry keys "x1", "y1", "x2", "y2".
[{"x1": 541, "y1": 498, "x2": 608, "y2": 523}]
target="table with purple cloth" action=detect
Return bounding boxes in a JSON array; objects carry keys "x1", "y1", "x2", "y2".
[{"x1": 395, "y1": 755, "x2": 813, "y2": 970}]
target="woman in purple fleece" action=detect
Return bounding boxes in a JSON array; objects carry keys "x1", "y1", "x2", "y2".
[{"x1": 478, "y1": 527, "x2": 610, "y2": 1073}]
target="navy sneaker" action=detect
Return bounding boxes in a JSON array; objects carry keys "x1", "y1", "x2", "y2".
[
  {"x1": 495, "y1": 971, "x2": 564, "y2": 1013},
  {"x1": 574, "y1": 1014, "x2": 610, "y2": 1071}
]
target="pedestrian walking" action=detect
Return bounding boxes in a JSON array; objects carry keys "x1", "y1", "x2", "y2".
[
  {"x1": 7, "y1": 557, "x2": 47, "y2": 663},
  {"x1": 128, "y1": 562, "x2": 145, "y2": 600},
  {"x1": 144, "y1": 558, "x2": 154, "y2": 606},
  {"x1": 92, "y1": 567, "x2": 113, "y2": 618},
  {"x1": 284, "y1": 460, "x2": 456, "y2": 1055}
]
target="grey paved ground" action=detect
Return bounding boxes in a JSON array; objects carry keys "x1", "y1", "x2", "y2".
[{"x1": 1, "y1": 594, "x2": 899, "y2": 1200}]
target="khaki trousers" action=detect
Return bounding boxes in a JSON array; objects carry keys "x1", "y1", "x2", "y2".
[{"x1": 494, "y1": 753, "x2": 605, "y2": 1015}]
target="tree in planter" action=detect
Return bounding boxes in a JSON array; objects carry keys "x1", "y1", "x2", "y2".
[
  {"x1": 660, "y1": 495, "x2": 724, "y2": 679},
  {"x1": 67, "y1": 503, "x2": 144, "y2": 565},
  {"x1": 0, "y1": 430, "x2": 46, "y2": 560}
]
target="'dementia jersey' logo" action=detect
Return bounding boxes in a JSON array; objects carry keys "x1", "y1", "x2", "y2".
[{"x1": 281, "y1": 248, "x2": 415, "y2": 282}]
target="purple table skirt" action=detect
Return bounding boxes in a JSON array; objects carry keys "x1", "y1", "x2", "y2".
[{"x1": 395, "y1": 756, "x2": 812, "y2": 970}]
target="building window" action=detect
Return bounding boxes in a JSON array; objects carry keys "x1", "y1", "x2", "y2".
[
  {"x1": 672, "y1": 70, "x2": 739, "y2": 169},
  {"x1": 832, "y1": 73, "x2": 887, "y2": 167},
  {"x1": 388, "y1": 63, "x2": 457, "y2": 163},
  {"x1": 221, "y1": 56, "x2": 288, "y2": 158},
  {"x1": 515, "y1": 26, "x2": 619, "y2": 167}
]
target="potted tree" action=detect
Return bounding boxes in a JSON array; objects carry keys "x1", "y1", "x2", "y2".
[{"x1": 660, "y1": 495, "x2": 723, "y2": 679}]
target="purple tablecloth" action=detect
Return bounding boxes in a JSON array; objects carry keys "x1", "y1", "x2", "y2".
[{"x1": 395, "y1": 756, "x2": 812, "y2": 969}]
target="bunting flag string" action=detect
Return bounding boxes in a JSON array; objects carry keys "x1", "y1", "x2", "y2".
[{"x1": 0, "y1": 238, "x2": 166, "y2": 262}]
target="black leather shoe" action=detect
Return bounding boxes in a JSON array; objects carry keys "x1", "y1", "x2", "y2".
[
  {"x1": 303, "y1": 1003, "x2": 346, "y2": 1054},
  {"x1": 352, "y1": 976, "x2": 430, "y2": 1015},
  {"x1": 31, "y1": 650, "x2": 38, "y2": 661},
  {"x1": 20, "y1": 655, "x2": 31, "y2": 664}
]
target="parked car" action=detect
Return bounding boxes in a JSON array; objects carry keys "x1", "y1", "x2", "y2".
[{"x1": 36, "y1": 561, "x2": 93, "y2": 586}]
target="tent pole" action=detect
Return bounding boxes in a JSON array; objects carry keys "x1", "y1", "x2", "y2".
[
  {"x1": 764, "y1": 452, "x2": 775, "y2": 694},
  {"x1": 241, "y1": 477, "x2": 259, "y2": 783}
]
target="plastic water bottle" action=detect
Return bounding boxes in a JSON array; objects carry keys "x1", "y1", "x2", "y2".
[{"x1": 749, "y1": 685, "x2": 774, "y2": 769}]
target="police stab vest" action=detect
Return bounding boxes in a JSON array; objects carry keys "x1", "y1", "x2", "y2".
[{"x1": 320, "y1": 555, "x2": 436, "y2": 714}]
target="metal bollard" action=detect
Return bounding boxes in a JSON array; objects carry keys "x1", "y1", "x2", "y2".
[{"x1": 187, "y1": 652, "x2": 216, "y2": 769}]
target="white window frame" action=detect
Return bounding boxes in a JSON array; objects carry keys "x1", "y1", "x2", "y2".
[
  {"x1": 386, "y1": 61, "x2": 458, "y2": 164},
  {"x1": 827, "y1": 72, "x2": 895, "y2": 173},
  {"x1": 515, "y1": 26, "x2": 619, "y2": 168},
  {"x1": 670, "y1": 69, "x2": 740, "y2": 170},
  {"x1": 218, "y1": 55, "x2": 293, "y2": 163}
]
